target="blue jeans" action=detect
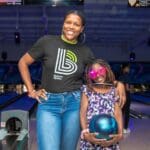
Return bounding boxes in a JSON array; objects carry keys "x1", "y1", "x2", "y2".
[{"x1": 37, "y1": 90, "x2": 81, "y2": 150}]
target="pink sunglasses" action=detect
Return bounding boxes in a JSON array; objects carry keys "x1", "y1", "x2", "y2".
[{"x1": 88, "y1": 66, "x2": 107, "y2": 80}]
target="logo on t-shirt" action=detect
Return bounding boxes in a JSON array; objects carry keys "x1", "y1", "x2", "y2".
[{"x1": 53, "y1": 48, "x2": 77, "y2": 80}]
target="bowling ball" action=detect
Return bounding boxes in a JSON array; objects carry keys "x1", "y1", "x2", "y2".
[{"x1": 89, "y1": 114, "x2": 118, "y2": 140}]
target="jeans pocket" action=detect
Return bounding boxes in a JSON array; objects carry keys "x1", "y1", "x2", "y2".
[
  {"x1": 72, "y1": 91, "x2": 81, "y2": 101},
  {"x1": 39, "y1": 93, "x2": 50, "y2": 103}
]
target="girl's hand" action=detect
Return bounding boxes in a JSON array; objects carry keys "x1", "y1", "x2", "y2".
[
  {"x1": 28, "y1": 89, "x2": 47, "y2": 103},
  {"x1": 83, "y1": 132, "x2": 107, "y2": 145},
  {"x1": 100, "y1": 133, "x2": 123, "y2": 147}
]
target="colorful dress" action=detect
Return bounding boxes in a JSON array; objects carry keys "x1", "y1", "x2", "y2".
[{"x1": 80, "y1": 85, "x2": 120, "y2": 150}]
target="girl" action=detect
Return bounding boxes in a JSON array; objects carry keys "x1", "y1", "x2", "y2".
[{"x1": 80, "y1": 59, "x2": 123, "y2": 150}]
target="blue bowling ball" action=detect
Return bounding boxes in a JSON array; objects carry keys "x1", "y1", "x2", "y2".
[{"x1": 89, "y1": 114, "x2": 118, "y2": 140}]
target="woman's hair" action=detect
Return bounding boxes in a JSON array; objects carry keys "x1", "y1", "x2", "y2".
[
  {"x1": 63, "y1": 10, "x2": 86, "y2": 26},
  {"x1": 84, "y1": 59, "x2": 115, "y2": 90},
  {"x1": 63, "y1": 10, "x2": 86, "y2": 43}
]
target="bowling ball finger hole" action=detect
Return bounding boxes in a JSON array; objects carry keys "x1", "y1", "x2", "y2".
[{"x1": 6, "y1": 117, "x2": 22, "y2": 133}]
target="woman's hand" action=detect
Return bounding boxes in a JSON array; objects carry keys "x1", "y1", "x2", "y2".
[
  {"x1": 28, "y1": 89, "x2": 47, "y2": 103},
  {"x1": 116, "y1": 81, "x2": 126, "y2": 108}
]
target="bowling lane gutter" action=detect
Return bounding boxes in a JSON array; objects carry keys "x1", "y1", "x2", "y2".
[
  {"x1": 130, "y1": 109, "x2": 150, "y2": 119},
  {"x1": 130, "y1": 93, "x2": 150, "y2": 105},
  {"x1": 1, "y1": 93, "x2": 38, "y2": 118},
  {"x1": 0, "y1": 91, "x2": 18, "y2": 105}
]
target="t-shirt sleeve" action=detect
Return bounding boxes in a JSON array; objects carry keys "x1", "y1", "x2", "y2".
[
  {"x1": 28, "y1": 36, "x2": 46, "y2": 60},
  {"x1": 86, "y1": 47, "x2": 95, "y2": 64}
]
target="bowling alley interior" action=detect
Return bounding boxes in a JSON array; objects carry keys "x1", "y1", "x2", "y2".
[{"x1": 0, "y1": 0, "x2": 150, "y2": 150}]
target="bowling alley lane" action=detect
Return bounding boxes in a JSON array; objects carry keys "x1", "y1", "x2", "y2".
[
  {"x1": 28, "y1": 117, "x2": 150, "y2": 150},
  {"x1": 120, "y1": 118, "x2": 150, "y2": 150},
  {"x1": 130, "y1": 101, "x2": 150, "y2": 118}
]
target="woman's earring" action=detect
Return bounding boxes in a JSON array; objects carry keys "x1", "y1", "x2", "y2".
[{"x1": 78, "y1": 32, "x2": 86, "y2": 43}]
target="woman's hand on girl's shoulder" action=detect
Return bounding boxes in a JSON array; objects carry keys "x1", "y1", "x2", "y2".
[{"x1": 115, "y1": 81, "x2": 126, "y2": 108}]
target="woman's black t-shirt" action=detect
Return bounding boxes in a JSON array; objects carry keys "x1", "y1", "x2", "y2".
[{"x1": 28, "y1": 35, "x2": 94, "y2": 93}]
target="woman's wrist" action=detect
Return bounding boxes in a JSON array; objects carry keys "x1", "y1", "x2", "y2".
[{"x1": 28, "y1": 89, "x2": 36, "y2": 96}]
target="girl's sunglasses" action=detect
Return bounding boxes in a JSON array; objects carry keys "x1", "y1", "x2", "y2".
[{"x1": 88, "y1": 66, "x2": 106, "y2": 80}]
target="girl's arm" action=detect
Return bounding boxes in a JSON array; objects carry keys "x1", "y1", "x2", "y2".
[
  {"x1": 113, "y1": 87, "x2": 124, "y2": 140},
  {"x1": 114, "y1": 102, "x2": 123, "y2": 138},
  {"x1": 80, "y1": 93, "x2": 104, "y2": 144},
  {"x1": 99, "y1": 102, "x2": 123, "y2": 147}
]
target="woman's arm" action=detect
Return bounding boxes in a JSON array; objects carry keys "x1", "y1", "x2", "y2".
[
  {"x1": 115, "y1": 81, "x2": 126, "y2": 108},
  {"x1": 18, "y1": 53, "x2": 47, "y2": 102},
  {"x1": 18, "y1": 53, "x2": 35, "y2": 93},
  {"x1": 114, "y1": 102, "x2": 123, "y2": 138}
]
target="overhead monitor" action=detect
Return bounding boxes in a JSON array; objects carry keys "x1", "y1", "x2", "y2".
[
  {"x1": 24, "y1": 0, "x2": 84, "y2": 6},
  {"x1": 0, "y1": 0, "x2": 84, "y2": 6},
  {"x1": 0, "y1": 0, "x2": 22, "y2": 5}
]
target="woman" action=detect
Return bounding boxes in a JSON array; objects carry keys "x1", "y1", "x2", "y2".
[{"x1": 18, "y1": 10, "x2": 125, "y2": 150}]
